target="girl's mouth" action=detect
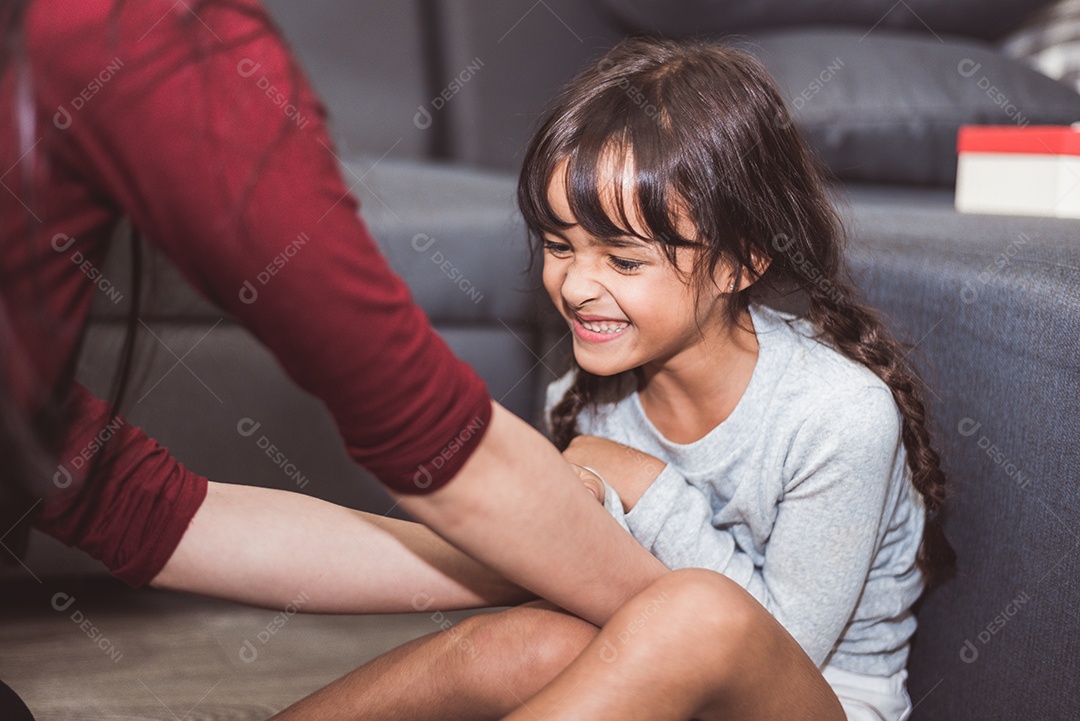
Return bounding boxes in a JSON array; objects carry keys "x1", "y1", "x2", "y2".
[{"x1": 571, "y1": 315, "x2": 632, "y2": 343}]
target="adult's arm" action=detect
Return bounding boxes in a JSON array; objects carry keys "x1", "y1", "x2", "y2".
[
  {"x1": 151, "y1": 481, "x2": 538, "y2": 613},
  {"x1": 42, "y1": 383, "x2": 531, "y2": 611},
  {"x1": 155, "y1": 423, "x2": 669, "y2": 622},
  {"x1": 390, "y1": 401, "x2": 667, "y2": 626},
  {"x1": 28, "y1": 0, "x2": 665, "y2": 623}
]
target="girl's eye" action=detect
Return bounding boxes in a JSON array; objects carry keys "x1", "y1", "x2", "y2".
[
  {"x1": 543, "y1": 240, "x2": 572, "y2": 255},
  {"x1": 610, "y1": 256, "x2": 644, "y2": 272}
]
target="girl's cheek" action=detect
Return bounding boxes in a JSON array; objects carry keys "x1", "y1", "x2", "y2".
[
  {"x1": 616, "y1": 285, "x2": 654, "y2": 320},
  {"x1": 541, "y1": 265, "x2": 561, "y2": 300}
]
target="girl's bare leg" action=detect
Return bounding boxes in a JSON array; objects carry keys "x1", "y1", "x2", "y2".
[
  {"x1": 503, "y1": 568, "x2": 845, "y2": 721},
  {"x1": 271, "y1": 567, "x2": 842, "y2": 721},
  {"x1": 269, "y1": 600, "x2": 600, "y2": 721}
]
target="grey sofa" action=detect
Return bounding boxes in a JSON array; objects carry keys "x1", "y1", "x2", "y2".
[{"x1": 12, "y1": 1, "x2": 1080, "y2": 719}]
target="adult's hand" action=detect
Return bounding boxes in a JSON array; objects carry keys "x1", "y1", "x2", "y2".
[
  {"x1": 561, "y1": 434, "x2": 667, "y2": 512},
  {"x1": 568, "y1": 463, "x2": 606, "y2": 504},
  {"x1": 389, "y1": 402, "x2": 668, "y2": 628}
]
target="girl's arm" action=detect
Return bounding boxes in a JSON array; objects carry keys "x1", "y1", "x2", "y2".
[
  {"x1": 152, "y1": 480, "x2": 537, "y2": 613},
  {"x1": 575, "y1": 387, "x2": 904, "y2": 669}
]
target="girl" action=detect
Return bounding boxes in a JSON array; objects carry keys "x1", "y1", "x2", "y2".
[
  {"x1": 520, "y1": 34, "x2": 959, "y2": 720},
  {"x1": 272, "y1": 37, "x2": 956, "y2": 721}
]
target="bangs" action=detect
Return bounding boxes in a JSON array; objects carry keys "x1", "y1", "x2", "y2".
[
  {"x1": 518, "y1": 37, "x2": 813, "y2": 293},
  {"x1": 519, "y1": 75, "x2": 702, "y2": 252}
]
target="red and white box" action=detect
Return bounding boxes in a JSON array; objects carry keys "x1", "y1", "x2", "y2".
[{"x1": 955, "y1": 124, "x2": 1080, "y2": 219}]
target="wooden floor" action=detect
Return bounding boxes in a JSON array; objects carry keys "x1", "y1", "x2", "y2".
[{"x1": 0, "y1": 576, "x2": 489, "y2": 720}]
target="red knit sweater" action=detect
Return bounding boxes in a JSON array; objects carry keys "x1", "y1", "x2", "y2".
[{"x1": 0, "y1": 0, "x2": 492, "y2": 586}]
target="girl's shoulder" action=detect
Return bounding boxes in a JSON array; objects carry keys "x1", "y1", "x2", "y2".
[
  {"x1": 749, "y1": 305, "x2": 906, "y2": 488},
  {"x1": 750, "y1": 302, "x2": 898, "y2": 423}
]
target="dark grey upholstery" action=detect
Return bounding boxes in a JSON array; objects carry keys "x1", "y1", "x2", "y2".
[
  {"x1": 839, "y1": 184, "x2": 1080, "y2": 718},
  {"x1": 433, "y1": 0, "x2": 623, "y2": 168},
  {"x1": 747, "y1": 29, "x2": 1080, "y2": 185},
  {"x1": 260, "y1": 0, "x2": 431, "y2": 159},
  {"x1": 597, "y1": 0, "x2": 1056, "y2": 41}
]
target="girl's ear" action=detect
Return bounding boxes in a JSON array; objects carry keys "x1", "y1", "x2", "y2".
[
  {"x1": 724, "y1": 247, "x2": 773, "y2": 293},
  {"x1": 748, "y1": 248, "x2": 772, "y2": 282}
]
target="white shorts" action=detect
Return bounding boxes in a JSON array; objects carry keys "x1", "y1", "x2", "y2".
[{"x1": 820, "y1": 664, "x2": 914, "y2": 721}]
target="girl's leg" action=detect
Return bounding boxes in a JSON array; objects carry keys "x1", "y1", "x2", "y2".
[
  {"x1": 502, "y1": 568, "x2": 845, "y2": 721},
  {"x1": 269, "y1": 600, "x2": 600, "y2": 721}
]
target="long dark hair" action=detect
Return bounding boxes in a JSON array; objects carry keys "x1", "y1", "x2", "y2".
[
  {"x1": 0, "y1": 0, "x2": 298, "y2": 564},
  {"x1": 0, "y1": 0, "x2": 144, "y2": 563},
  {"x1": 518, "y1": 37, "x2": 957, "y2": 589}
]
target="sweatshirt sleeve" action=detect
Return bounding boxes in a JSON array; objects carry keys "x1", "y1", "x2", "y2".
[
  {"x1": 34, "y1": 383, "x2": 209, "y2": 588},
  {"x1": 610, "y1": 386, "x2": 903, "y2": 668},
  {"x1": 28, "y1": 0, "x2": 490, "y2": 495}
]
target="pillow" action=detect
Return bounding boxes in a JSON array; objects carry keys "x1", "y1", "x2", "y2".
[
  {"x1": 732, "y1": 28, "x2": 1080, "y2": 185},
  {"x1": 598, "y1": 0, "x2": 1054, "y2": 42}
]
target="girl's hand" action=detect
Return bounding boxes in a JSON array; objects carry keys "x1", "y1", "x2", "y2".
[{"x1": 562, "y1": 435, "x2": 667, "y2": 512}]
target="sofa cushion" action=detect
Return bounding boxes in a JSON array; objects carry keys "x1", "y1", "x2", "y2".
[
  {"x1": 348, "y1": 157, "x2": 538, "y2": 324},
  {"x1": 260, "y1": 0, "x2": 431, "y2": 160},
  {"x1": 738, "y1": 28, "x2": 1080, "y2": 185},
  {"x1": 431, "y1": 0, "x2": 626, "y2": 169},
  {"x1": 92, "y1": 158, "x2": 537, "y2": 324},
  {"x1": 597, "y1": 0, "x2": 1054, "y2": 41}
]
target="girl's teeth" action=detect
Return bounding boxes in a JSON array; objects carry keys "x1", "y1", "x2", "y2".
[{"x1": 582, "y1": 321, "x2": 629, "y2": 333}]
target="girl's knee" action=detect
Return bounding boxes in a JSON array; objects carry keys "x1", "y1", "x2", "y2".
[
  {"x1": 527, "y1": 607, "x2": 601, "y2": 674},
  {"x1": 458, "y1": 604, "x2": 599, "y2": 680},
  {"x1": 633, "y1": 568, "x2": 762, "y2": 644}
]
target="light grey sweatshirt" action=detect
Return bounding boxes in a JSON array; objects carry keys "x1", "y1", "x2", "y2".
[{"x1": 545, "y1": 301, "x2": 926, "y2": 677}]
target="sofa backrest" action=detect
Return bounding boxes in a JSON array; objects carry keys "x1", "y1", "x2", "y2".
[
  {"x1": 841, "y1": 184, "x2": 1080, "y2": 720},
  {"x1": 261, "y1": 0, "x2": 433, "y2": 160}
]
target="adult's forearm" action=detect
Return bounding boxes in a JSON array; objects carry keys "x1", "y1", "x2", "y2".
[
  {"x1": 151, "y1": 481, "x2": 533, "y2": 613},
  {"x1": 393, "y1": 402, "x2": 669, "y2": 628}
]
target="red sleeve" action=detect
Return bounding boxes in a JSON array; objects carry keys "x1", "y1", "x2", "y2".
[
  {"x1": 27, "y1": 0, "x2": 492, "y2": 494},
  {"x1": 36, "y1": 383, "x2": 209, "y2": 588}
]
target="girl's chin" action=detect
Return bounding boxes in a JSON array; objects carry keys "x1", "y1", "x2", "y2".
[{"x1": 573, "y1": 352, "x2": 634, "y2": 377}]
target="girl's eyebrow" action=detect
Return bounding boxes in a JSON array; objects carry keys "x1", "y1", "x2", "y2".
[
  {"x1": 597, "y1": 236, "x2": 649, "y2": 249},
  {"x1": 543, "y1": 229, "x2": 649, "y2": 249},
  {"x1": 583, "y1": 233, "x2": 653, "y2": 250}
]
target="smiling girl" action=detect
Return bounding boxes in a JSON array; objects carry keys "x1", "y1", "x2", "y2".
[
  {"x1": 519, "y1": 35, "x2": 957, "y2": 721},
  {"x1": 271, "y1": 37, "x2": 956, "y2": 721}
]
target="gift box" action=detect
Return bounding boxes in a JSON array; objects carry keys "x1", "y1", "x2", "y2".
[{"x1": 955, "y1": 124, "x2": 1080, "y2": 219}]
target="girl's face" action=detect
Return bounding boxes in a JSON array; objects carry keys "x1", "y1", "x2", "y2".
[{"x1": 541, "y1": 160, "x2": 733, "y2": 378}]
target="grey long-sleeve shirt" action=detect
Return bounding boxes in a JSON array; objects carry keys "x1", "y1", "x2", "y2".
[{"x1": 545, "y1": 301, "x2": 927, "y2": 677}]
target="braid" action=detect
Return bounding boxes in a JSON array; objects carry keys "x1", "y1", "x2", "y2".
[
  {"x1": 550, "y1": 367, "x2": 599, "y2": 451},
  {"x1": 802, "y1": 276, "x2": 958, "y2": 589}
]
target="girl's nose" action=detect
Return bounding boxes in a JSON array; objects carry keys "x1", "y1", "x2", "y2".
[{"x1": 560, "y1": 261, "x2": 604, "y2": 308}]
